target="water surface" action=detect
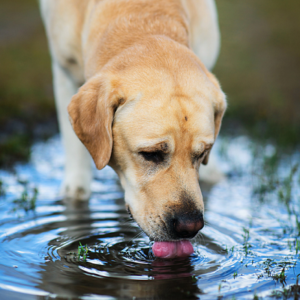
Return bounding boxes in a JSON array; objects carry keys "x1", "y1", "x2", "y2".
[{"x1": 0, "y1": 135, "x2": 299, "y2": 299}]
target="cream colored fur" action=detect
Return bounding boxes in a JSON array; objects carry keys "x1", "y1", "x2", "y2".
[{"x1": 40, "y1": 0, "x2": 226, "y2": 241}]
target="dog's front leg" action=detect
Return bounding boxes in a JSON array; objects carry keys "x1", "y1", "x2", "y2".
[{"x1": 52, "y1": 62, "x2": 92, "y2": 200}]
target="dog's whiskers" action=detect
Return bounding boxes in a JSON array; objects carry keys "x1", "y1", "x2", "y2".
[
  {"x1": 195, "y1": 231, "x2": 205, "y2": 245},
  {"x1": 128, "y1": 230, "x2": 144, "y2": 243}
]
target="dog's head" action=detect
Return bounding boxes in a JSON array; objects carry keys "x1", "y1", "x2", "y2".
[{"x1": 68, "y1": 39, "x2": 226, "y2": 242}]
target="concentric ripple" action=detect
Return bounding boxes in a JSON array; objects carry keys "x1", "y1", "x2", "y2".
[
  {"x1": 0, "y1": 195, "x2": 234, "y2": 299},
  {"x1": 0, "y1": 135, "x2": 299, "y2": 300}
]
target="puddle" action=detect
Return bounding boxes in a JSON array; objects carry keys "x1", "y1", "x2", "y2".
[{"x1": 0, "y1": 135, "x2": 299, "y2": 299}]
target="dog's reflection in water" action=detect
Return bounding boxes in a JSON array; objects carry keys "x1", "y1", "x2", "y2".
[
  {"x1": 37, "y1": 198, "x2": 202, "y2": 299},
  {"x1": 152, "y1": 256, "x2": 193, "y2": 280}
]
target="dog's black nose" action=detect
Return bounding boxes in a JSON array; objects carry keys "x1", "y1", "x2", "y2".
[{"x1": 172, "y1": 213, "x2": 204, "y2": 239}]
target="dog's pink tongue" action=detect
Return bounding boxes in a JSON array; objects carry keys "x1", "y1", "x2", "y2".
[{"x1": 152, "y1": 241, "x2": 194, "y2": 258}]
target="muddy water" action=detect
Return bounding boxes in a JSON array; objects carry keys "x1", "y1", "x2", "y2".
[{"x1": 0, "y1": 136, "x2": 299, "y2": 299}]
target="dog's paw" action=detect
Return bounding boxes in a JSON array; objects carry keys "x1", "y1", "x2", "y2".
[
  {"x1": 61, "y1": 172, "x2": 92, "y2": 201},
  {"x1": 62, "y1": 184, "x2": 91, "y2": 201}
]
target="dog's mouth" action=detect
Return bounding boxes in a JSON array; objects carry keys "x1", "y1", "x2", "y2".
[
  {"x1": 126, "y1": 205, "x2": 195, "y2": 258},
  {"x1": 152, "y1": 240, "x2": 194, "y2": 258}
]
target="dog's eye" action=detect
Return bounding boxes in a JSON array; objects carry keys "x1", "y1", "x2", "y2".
[
  {"x1": 193, "y1": 151, "x2": 206, "y2": 161},
  {"x1": 139, "y1": 151, "x2": 164, "y2": 164},
  {"x1": 199, "y1": 152, "x2": 205, "y2": 159}
]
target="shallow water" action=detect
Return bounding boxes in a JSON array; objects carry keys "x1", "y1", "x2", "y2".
[{"x1": 0, "y1": 135, "x2": 299, "y2": 299}]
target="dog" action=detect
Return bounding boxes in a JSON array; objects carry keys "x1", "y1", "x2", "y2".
[{"x1": 40, "y1": 0, "x2": 226, "y2": 258}]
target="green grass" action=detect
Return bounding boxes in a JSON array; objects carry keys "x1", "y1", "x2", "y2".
[
  {"x1": 296, "y1": 240, "x2": 300, "y2": 255},
  {"x1": 78, "y1": 242, "x2": 89, "y2": 262},
  {"x1": 253, "y1": 293, "x2": 261, "y2": 300},
  {"x1": 11, "y1": 186, "x2": 38, "y2": 214},
  {"x1": 0, "y1": 180, "x2": 5, "y2": 196},
  {"x1": 0, "y1": 135, "x2": 31, "y2": 167},
  {"x1": 219, "y1": 146, "x2": 300, "y2": 291},
  {"x1": 272, "y1": 268, "x2": 286, "y2": 285},
  {"x1": 270, "y1": 276, "x2": 300, "y2": 299},
  {"x1": 250, "y1": 144, "x2": 300, "y2": 239}
]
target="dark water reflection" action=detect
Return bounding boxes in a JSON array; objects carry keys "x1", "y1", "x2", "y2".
[
  {"x1": 0, "y1": 136, "x2": 299, "y2": 299},
  {"x1": 40, "y1": 200, "x2": 202, "y2": 299}
]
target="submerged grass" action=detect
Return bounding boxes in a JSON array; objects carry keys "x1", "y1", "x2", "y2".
[
  {"x1": 66, "y1": 242, "x2": 89, "y2": 262},
  {"x1": 242, "y1": 227, "x2": 253, "y2": 257},
  {"x1": 78, "y1": 242, "x2": 89, "y2": 262},
  {"x1": 251, "y1": 144, "x2": 300, "y2": 238},
  {"x1": 272, "y1": 268, "x2": 287, "y2": 285},
  {"x1": 11, "y1": 184, "x2": 38, "y2": 214},
  {"x1": 252, "y1": 147, "x2": 300, "y2": 291},
  {"x1": 253, "y1": 293, "x2": 261, "y2": 300},
  {"x1": 219, "y1": 138, "x2": 300, "y2": 298},
  {"x1": 0, "y1": 180, "x2": 5, "y2": 196},
  {"x1": 270, "y1": 275, "x2": 300, "y2": 299}
]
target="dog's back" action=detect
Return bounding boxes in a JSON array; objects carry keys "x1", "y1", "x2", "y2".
[{"x1": 40, "y1": 0, "x2": 220, "y2": 80}]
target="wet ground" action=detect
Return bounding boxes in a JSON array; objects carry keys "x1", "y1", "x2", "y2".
[{"x1": 0, "y1": 135, "x2": 299, "y2": 299}]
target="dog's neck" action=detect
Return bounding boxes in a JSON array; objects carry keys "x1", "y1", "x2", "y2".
[{"x1": 82, "y1": 0, "x2": 190, "y2": 79}]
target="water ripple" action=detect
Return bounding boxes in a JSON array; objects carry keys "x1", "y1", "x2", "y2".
[{"x1": 0, "y1": 135, "x2": 299, "y2": 299}]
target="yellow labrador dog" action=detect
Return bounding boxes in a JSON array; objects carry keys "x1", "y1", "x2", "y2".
[{"x1": 40, "y1": 0, "x2": 226, "y2": 258}]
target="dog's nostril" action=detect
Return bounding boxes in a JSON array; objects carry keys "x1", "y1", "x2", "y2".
[{"x1": 173, "y1": 216, "x2": 204, "y2": 239}]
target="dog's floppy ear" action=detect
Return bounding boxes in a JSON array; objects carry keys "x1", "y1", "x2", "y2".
[
  {"x1": 202, "y1": 73, "x2": 227, "y2": 165},
  {"x1": 202, "y1": 108, "x2": 225, "y2": 165},
  {"x1": 68, "y1": 75, "x2": 121, "y2": 170}
]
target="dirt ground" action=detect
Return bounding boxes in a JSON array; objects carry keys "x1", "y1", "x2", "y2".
[{"x1": 0, "y1": 0, "x2": 299, "y2": 166}]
